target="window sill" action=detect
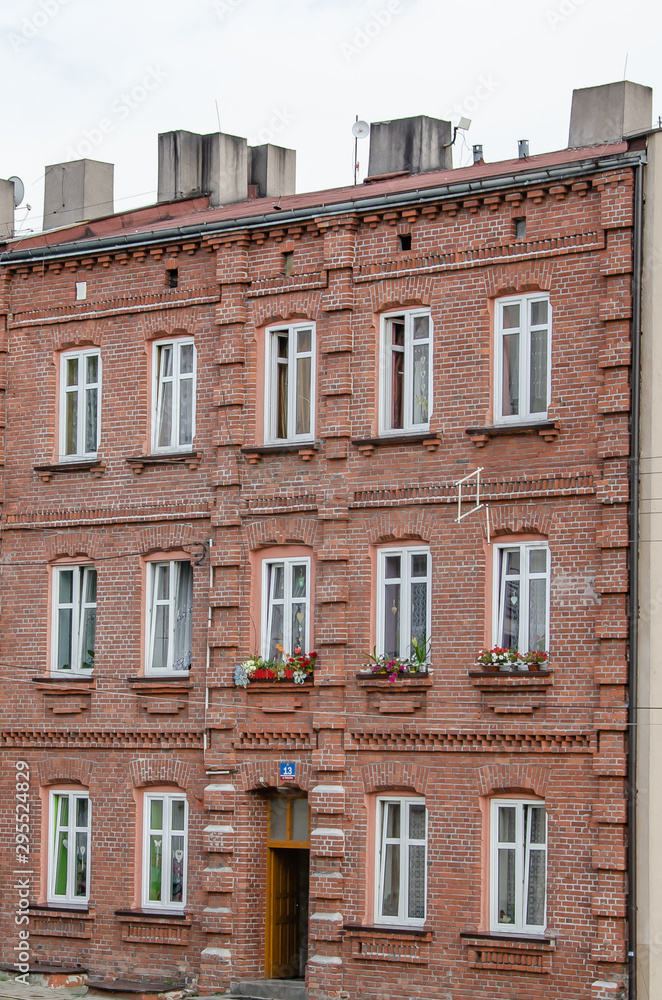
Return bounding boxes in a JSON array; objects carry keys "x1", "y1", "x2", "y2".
[
  {"x1": 345, "y1": 924, "x2": 432, "y2": 964},
  {"x1": 465, "y1": 420, "x2": 560, "y2": 448},
  {"x1": 128, "y1": 677, "x2": 192, "y2": 716},
  {"x1": 115, "y1": 909, "x2": 191, "y2": 946},
  {"x1": 461, "y1": 931, "x2": 555, "y2": 974},
  {"x1": 351, "y1": 433, "x2": 440, "y2": 456},
  {"x1": 32, "y1": 676, "x2": 96, "y2": 688},
  {"x1": 468, "y1": 669, "x2": 553, "y2": 684},
  {"x1": 34, "y1": 460, "x2": 106, "y2": 483},
  {"x1": 126, "y1": 452, "x2": 200, "y2": 474},
  {"x1": 241, "y1": 442, "x2": 319, "y2": 464},
  {"x1": 30, "y1": 904, "x2": 93, "y2": 915},
  {"x1": 469, "y1": 669, "x2": 552, "y2": 717},
  {"x1": 32, "y1": 677, "x2": 95, "y2": 715},
  {"x1": 29, "y1": 906, "x2": 95, "y2": 940},
  {"x1": 128, "y1": 676, "x2": 192, "y2": 689}
]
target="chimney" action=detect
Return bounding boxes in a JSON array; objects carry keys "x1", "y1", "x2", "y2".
[
  {"x1": 43, "y1": 159, "x2": 114, "y2": 231},
  {"x1": 367, "y1": 115, "x2": 453, "y2": 178},
  {"x1": 0, "y1": 179, "x2": 15, "y2": 239},
  {"x1": 249, "y1": 144, "x2": 296, "y2": 198},
  {"x1": 158, "y1": 130, "x2": 248, "y2": 208},
  {"x1": 568, "y1": 80, "x2": 652, "y2": 148},
  {"x1": 518, "y1": 139, "x2": 529, "y2": 159}
]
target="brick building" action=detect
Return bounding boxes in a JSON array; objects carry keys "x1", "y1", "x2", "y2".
[{"x1": 0, "y1": 82, "x2": 650, "y2": 1000}]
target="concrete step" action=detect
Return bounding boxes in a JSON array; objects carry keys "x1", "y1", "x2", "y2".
[{"x1": 226, "y1": 982, "x2": 307, "y2": 1000}]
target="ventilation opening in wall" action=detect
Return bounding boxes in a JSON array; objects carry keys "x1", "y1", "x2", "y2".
[
  {"x1": 399, "y1": 234, "x2": 412, "y2": 251},
  {"x1": 166, "y1": 268, "x2": 179, "y2": 288},
  {"x1": 514, "y1": 218, "x2": 526, "y2": 239},
  {"x1": 283, "y1": 251, "x2": 294, "y2": 277}
]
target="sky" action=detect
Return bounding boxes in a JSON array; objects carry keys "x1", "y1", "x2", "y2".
[{"x1": 0, "y1": 0, "x2": 659, "y2": 235}]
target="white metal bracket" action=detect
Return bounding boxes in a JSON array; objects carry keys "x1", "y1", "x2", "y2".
[{"x1": 456, "y1": 467, "x2": 484, "y2": 523}]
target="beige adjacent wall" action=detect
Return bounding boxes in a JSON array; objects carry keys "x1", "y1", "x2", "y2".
[{"x1": 638, "y1": 127, "x2": 662, "y2": 1000}]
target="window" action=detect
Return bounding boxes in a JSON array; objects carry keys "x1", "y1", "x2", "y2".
[
  {"x1": 52, "y1": 566, "x2": 97, "y2": 674},
  {"x1": 398, "y1": 234, "x2": 412, "y2": 251},
  {"x1": 491, "y1": 799, "x2": 547, "y2": 933},
  {"x1": 166, "y1": 268, "x2": 178, "y2": 288},
  {"x1": 146, "y1": 561, "x2": 193, "y2": 674},
  {"x1": 59, "y1": 349, "x2": 100, "y2": 459},
  {"x1": 75, "y1": 281, "x2": 87, "y2": 301},
  {"x1": 377, "y1": 548, "x2": 431, "y2": 661},
  {"x1": 48, "y1": 790, "x2": 90, "y2": 905},
  {"x1": 153, "y1": 338, "x2": 196, "y2": 452},
  {"x1": 142, "y1": 793, "x2": 187, "y2": 909},
  {"x1": 514, "y1": 217, "x2": 526, "y2": 239},
  {"x1": 495, "y1": 293, "x2": 550, "y2": 423},
  {"x1": 262, "y1": 558, "x2": 310, "y2": 660},
  {"x1": 265, "y1": 323, "x2": 315, "y2": 443},
  {"x1": 494, "y1": 543, "x2": 549, "y2": 654},
  {"x1": 380, "y1": 310, "x2": 432, "y2": 435},
  {"x1": 375, "y1": 797, "x2": 427, "y2": 926}
]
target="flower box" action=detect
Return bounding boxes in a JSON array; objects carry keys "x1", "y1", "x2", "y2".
[{"x1": 234, "y1": 650, "x2": 317, "y2": 687}]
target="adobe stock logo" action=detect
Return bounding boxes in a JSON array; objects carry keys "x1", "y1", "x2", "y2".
[
  {"x1": 8, "y1": 0, "x2": 72, "y2": 53},
  {"x1": 341, "y1": 1, "x2": 404, "y2": 62},
  {"x1": 248, "y1": 108, "x2": 296, "y2": 147},
  {"x1": 545, "y1": 0, "x2": 589, "y2": 29},
  {"x1": 64, "y1": 67, "x2": 168, "y2": 161}
]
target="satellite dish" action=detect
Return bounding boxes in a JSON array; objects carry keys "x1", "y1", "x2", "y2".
[
  {"x1": 8, "y1": 176, "x2": 24, "y2": 208},
  {"x1": 352, "y1": 120, "x2": 370, "y2": 139}
]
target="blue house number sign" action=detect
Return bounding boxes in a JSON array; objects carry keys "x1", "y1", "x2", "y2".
[{"x1": 280, "y1": 761, "x2": 296, "y2": 780}]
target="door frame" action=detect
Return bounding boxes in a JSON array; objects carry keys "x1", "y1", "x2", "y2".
[{"x1": 265, "y1": 796, "x2": 310, "y2": 980}]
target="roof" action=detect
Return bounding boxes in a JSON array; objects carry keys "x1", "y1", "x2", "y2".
[{"x1": 2, "y1": 140, "x2": 634, "y2": 262}]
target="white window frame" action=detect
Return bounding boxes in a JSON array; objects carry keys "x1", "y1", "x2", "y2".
[
  {"x1": 48, "y1": 790, "x2": 91, "y2": 906},
  {"x1": 264, "y1": 322, "x2": 316, "y2": 444},
  {"x1": 261, "y1": 557, "x2": 311, "y2": 660},
  {"x1": 375, "y1": 796, "x2": 427, "y2": 927},
  {"x1": 59, "y1": 348, "x2": 101, "y2": 460},
  {"x1": 492, "y1": 542, "x2": 550, "y2": 654},
  {"x1": 376, "y1": 547, "x2": 432, "y2": 661},
  {"x1": 51, "y1": 565, "x2": 97, "y2": 675},
  {"x1": 490, "y1": 798, "x2": 547, "y2": 934},
  {"x1": 379, "y1": 309, "x2": 432, "y2": 436},
  {"x1": 142, "y1": 792, "x2": 188, "y2": 910},
  {"x1": 494, "y1": 293, "x2": 551, "y2": 424},
  {"x1": 152, "y1": 337, "x2": 196, "y2": 453},
  {"x1": 146, "y1": 560, "x2": 193, "y2": 675}
]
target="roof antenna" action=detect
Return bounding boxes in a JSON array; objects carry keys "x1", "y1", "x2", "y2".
[
  {"x1": 352, "y1": 116, "x2": 369, "y2": 185},
  {"x1": 215, "y1": 99, "x2": 222, "y2": 133},
  {"x1": 623, "y1": 52, "x2": 628, "y2": 80}
]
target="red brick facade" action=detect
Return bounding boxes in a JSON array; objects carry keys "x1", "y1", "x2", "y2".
[{"x1": 0, "y1": 142, "x2": 636, "y2": 999}]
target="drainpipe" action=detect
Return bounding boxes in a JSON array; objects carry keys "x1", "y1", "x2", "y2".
[{"x1": 628, "y1": 157, "x2": 644, "y2": 1000}]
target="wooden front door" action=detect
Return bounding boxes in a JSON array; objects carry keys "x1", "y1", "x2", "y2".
[
  {"x1": 267, "y1": 849, "x2": 299, "y2": 978},
  {"x1": 266, "y1": 796, "x2": 310, "y2": 980}
]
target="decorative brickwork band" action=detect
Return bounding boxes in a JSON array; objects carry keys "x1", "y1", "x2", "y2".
[
  {"x1": 129, "y1": 756, "x2": 193, "y2": 789},
  {"x1": 37, "y1": 755, "x2": 94, "y2": 787},
  {"x1": 476, "y1": 762, "x2": 551, "y2": 797},
  {"x1": 360, "y1": 760, "x2": 430, "y2": 795}
]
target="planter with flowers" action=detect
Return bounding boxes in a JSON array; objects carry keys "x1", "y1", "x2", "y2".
[
  {"x1": 357, "y1": 639, "x2": 431, "y2": 684},
  {"x1": 234, "y1": 648, "x2": 317, "y2": 688},
  {"x1": 474, "y1": 647, "x2": 549, "y2": 673}
]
